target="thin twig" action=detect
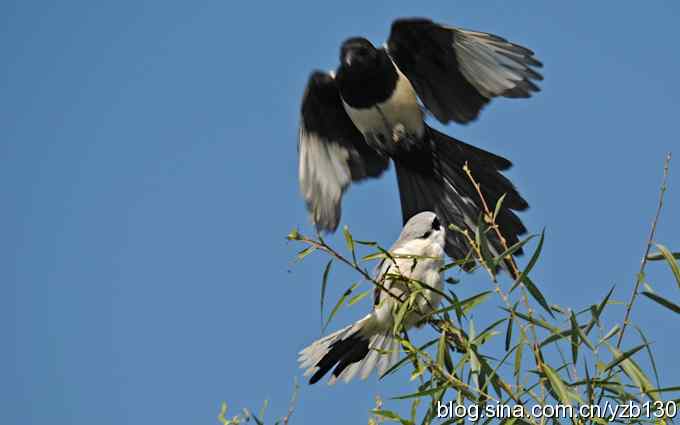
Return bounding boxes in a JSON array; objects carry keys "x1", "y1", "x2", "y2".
[
  {"x1": 594, "y1": 153, "x2": 672, "y2": 412},
  {"x1": 462, "y1": 162, "x2": 547, "y2": 419},
  {"x1": 616, "y1": 152, "x2": 671, "y2": 348},
  {"x1": 281, "y1": 378, "x2": 299, "y2": 425},
  {"x1": 295, "y1": 235, "x2": 403, "y2": 302},
  {"x1": 463, "y1": 162, "x2": 522, "y2": 278}
]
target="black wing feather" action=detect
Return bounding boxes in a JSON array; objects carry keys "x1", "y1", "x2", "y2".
[
  {"x1": 298, "y1": 71, "x2": 389, "y2": 232},
  {"x1": 387, "y1": 18, "x2": 543, "y2": 124}
]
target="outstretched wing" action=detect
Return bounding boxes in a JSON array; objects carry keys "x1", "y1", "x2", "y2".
[
  {"x1": 299, "y1": 71, "x2": 390, "y2": 232},
  {"x1": 387, "y1": 18, "x2": 543, "y2": 124}
]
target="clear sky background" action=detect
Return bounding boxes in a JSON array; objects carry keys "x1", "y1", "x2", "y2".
[{"x1": 3, "y1": 1, "x2": 680, "y2": 424}]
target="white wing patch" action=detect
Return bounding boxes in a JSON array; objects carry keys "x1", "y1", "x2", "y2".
[
  {"x1": 298, "y1": 128, "x2": 352, "y2": 231},
  {"x1": 453, "y1": 28, "x2": 542, "y2": 99}
]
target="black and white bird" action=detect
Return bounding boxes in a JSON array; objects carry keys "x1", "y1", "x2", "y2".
[
  {"x1": 299, "y1": 211, "x2": 445, "y2": 384},
  {"x1": 298, "y1": 18, "x2": 542, "y2": 266}
]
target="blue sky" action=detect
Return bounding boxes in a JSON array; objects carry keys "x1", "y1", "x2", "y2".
[{"x1": 3, "y1": 1, "x2": 680, "y2": 424}]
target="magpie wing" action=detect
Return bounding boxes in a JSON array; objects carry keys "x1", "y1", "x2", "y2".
[
  {"x1": 299, "y1": 71, "x2": 390, "y2": 232},
  {"x1": 387, "y1": 18, "x2": 543, "y2": 124}
]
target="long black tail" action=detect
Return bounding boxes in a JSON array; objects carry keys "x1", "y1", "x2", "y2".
[{"x1": 394, "y1": 126, "x2": 528, "y2": 273}]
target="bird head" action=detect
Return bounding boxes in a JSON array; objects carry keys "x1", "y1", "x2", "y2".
[
  {"x1": 398, "y1": 211, "x2": 446, "y2": 251},
  {"x1": 339, "y1": 37, "x2": 380, "y2": 71}
]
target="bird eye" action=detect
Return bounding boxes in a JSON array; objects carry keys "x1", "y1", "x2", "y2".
[{"x1": 431, "y1": 217, "x2": 441, "y2": 230}]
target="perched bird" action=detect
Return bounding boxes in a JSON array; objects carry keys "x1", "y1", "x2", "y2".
[
  {"x1": 299, "y1": 211, "x2": 445, "y2": 384},
  {"x1": 298, "y1": 18, "x2": 541, "y2": 266}
]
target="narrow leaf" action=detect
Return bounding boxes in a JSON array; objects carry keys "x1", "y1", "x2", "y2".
[
  {"x1": 320, "y1": 260, "x2": 333, "y2": 329},
  {"x1": 543, "y1": 364, "x2": 574, "y2": 404},
  {"x1": 391, "y1": 385, "x2": 449, "y2": 400},
  {"x1": 522, "y1": 274, "x2": 555, "y2": 318},
  {"x1": 493, "y1": 193, "x2": 507, "y2": 222},
  {"x1": 647, "y1": 251, "x2": 680, "y2": 261},
  {"x1": 603, "y1": 343, "x2": 647, "y2": 373},
  {"x1": 585, "y1": 285, "x2": 616, "y2": 335},
  {"x1": 654, "y1": 243, "x2": 680, "y2": 289},
  {"x1": 296, "y1": 246, "x2": 315, "y2": 261},
  {"x1": 348, "y1": 290, "x2": 370, "y2": 306},
  {"x1": 600, "y1": 324, "x2": 620, "y2": 343},
  {"x1": 343, "y1": 225, "x2": 356, "y2": 264},
  {"x1": 495, "y1": 234, "x2": 537, "y2": 265},
  {"x1": 505, "y1": 312, "x2": 514, "y2": 351},
  {"x1": 605, "y1": 343, "x2": 659, "y2": 401},
  {"x1": 569, "y1": 311, "x2": 579, "y2": 364},
  {"x1": 323, "y1": 283, "x2": 358, "y2": 332},
  {"x1": 642, "y1": 291, "x2": 680, "y2": 314},
  {"x1": 634, "y1": 325, "x2": 661, "y2": 391},
  {"x1": 511, "y1": 228, "x2": 545, "y2": 292}
]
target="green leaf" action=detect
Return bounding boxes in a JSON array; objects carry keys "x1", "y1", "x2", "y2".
[
  {"x1": 501, "y1": 307, "x2": 560, "y2": 333},
  {"x1": 409, "y1": 398, "x2": 419, "y2": 425},
  {"x1": 511, "y1": 228, "x2": 545, "y2": 292},
  {"x1": 217, "y1": 402, "x2": 229, "y2": 425},
  {"x1": 647, "y1": 250, "x2": 680, "y2": 261},
  {"x1": 600, "y1": 324, "x2": 620, "y2": 343},
  {"x1": 295, "y1": 246, "x2": 316, "y2": 261},
  {"x1": 480, "y1": 343, "x2": 518, "y2": 397},
  {"x1": 643, "y1": 281, "x2": 655, "y2": 293},
  {"x1": 642, "y1": 291, "x2": 680, "y2": 314},
  {"x1": 541, "y1": 328, "x2": 579, "y2": 348},
  {"x1": 605, "y1": 343, "x2": 659, "y2": 401},
  {"x1": 429, "y1": 291, "x2": 492, "y2": 318},
  {"x1": 570, "y1": 310, "x2": 595, "y2": 351},
  {"x1": 493, "y1": 193, "x2": 507, "y2": 222},
  {"x1": 474, "y1": 318, "x2": 506, "y2": 346},
  {"x1": 585, "y1": 285, "x2": 616, "y2": 335},
  {"x1": 468, "y1": 347, "x2": 482, "y2": 392},
  {"x1": 436, "y1": 332, "x2": 447, "y2": 368},
  {"x1": 372, "y1": 409, "x2": 413, "y2": 425},
  {"x1": 258, "y1": 399, "x2": 268, "y2": 424},
  {"x1": 362, "y1": 251, "x2": 386, "y2": 261},
  {"x1": 494, "y1": 234, "x2": 537, "y2": 266},
  {"x1": 391, "y1": 384, "x2": 449, "y2": 400},
  {"x1": 475, "y1": 219, "x2": 496, "y2": 270},
  {"x1": 603, "y1": 343, "x2": 647, "y2": 372},
  {"x1": 634, "y1": 325, "x2": 661, "y2": 391},
  {"x1": 521, "y1": 274, "x2": 554, "y2": 318},
  {"x1": 569, "y1": 311, "x2": 579, "y2": 364},
  {"x1": 653, "y1": 243, "x2": 680, "y2": 289},
  {"x1": 380, "y1": 338, "x2": 438, "y2": 379},
  {"x1": 543, "y1": 364, "x2": 575, "y2": 404},
  {"x1": 647, "y1": 386, "x2": 680, "y2": 393},
  {"x1": 320, "y1": 260, "x2": 333, "y2": 329},
  {"x1": 347, "y1": 290, "x2": 370, "y2": 306},
  {"x1": 514, "y1": 328, "x2": 526, "y2": 379},
  {"x1": 343, "y1": 225, "x2": 356, "y2": 263},
  {"x1": 354, "y1": 239, "x2": 377, "y2": 246},
  {"x1": 462, "y1": 291, "x2": 493, "y2": 315},
  {"x1": 393, "y1": 296, "x2": 411, "y2": 334},
  {"x1": 323, "y1": 283, "x2": 358, "y2": 332},
  {"x1": 505, "y1": 311, "x2": 514, "y2": 351},
  {"x1": 584, "y1": 360, "x2": 593, "y2": 405}
]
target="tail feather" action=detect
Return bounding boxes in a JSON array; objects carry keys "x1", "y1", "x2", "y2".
[
  {"x1": 394, "y1": 125, "x2": 528, "y2": 270},
  {"x1": 299, "y1": 316, "x2": 399, "y2": 385}
]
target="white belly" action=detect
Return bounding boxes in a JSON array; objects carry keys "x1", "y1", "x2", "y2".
[{"x1": 342, "y1": 69, "x2": 425, "y2": 144}]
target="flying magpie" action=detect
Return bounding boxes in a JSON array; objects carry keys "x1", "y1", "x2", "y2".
[
  {"x1": 298, "y1": 17, "x2": 542, "y2": 267},
  {"x1": 299, "y1": 211, "x2": 445, "y2": 384}
]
